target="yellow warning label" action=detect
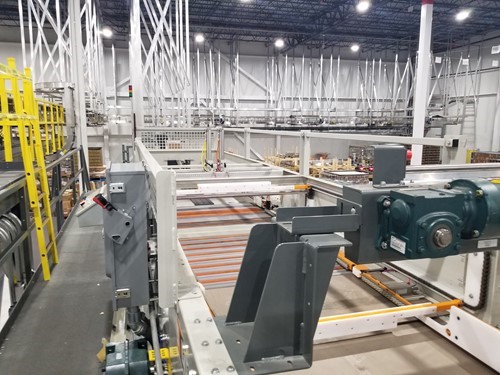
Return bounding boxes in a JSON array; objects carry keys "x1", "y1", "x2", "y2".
[{"x1": 169, "y1": 347, "x2": 179, "y2": 358}]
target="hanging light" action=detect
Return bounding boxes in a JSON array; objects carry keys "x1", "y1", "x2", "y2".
[
  {"x1": 101, "y1": 27, "x2": 113, "y2": 38},
  {"x1": 275, "y1": 38, "x2": 285, "y2": 48},
  {"x1": 351, "y1": 44, "x2": 360, "y2": 52},
  {"x1": 455, "y1": 9, "x2": 471, "y2": 22},
  {"x1": 195, "y1": 33, "x2": 205, "y2": 43},
  {"x1": 356, "y1": 0, "x2": 371, "y2": 13}
]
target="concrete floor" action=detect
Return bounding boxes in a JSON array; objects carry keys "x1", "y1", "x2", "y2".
[
  {"x1": 206, "y1": 276, "x2": 497, "y2": 375},
  {"x1": 0, "y1": 217, "x2": 112, "y2": 375},
  {"x1": 295, "y1": 322, "x2": 494, "y2": 375},
  {"x1": 0, "y1": 216, "x2": 496, "y2": 375}
]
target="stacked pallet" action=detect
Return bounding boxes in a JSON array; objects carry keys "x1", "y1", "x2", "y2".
[
  {"x1": 321, "y1": 170, "x2": 370, "y2": 184},
  {"x1": 310, "y1": 158, "x2": 355, "y2": 177},
  {"x1": 422, "y1": 145, "x2": 441, "y2": 165},
  {"x1": 470, "y1": 151, "x2": 500, "y2": 164},
  {"x1": 264, "y1": 153, "x2": 300, "y2": 173},
  {"x1": 265, "y1": 152, "x2": 356, "y2": 177}
]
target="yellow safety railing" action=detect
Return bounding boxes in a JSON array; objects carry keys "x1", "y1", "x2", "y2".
[
  {"x1": 0, "y1": 63, "x2": 66, "y2": 161},
  {"x1": 0, "y1": 57, "x2": 64, "y2": 280},
  {"x1": 38, "y1": 99, "x2": 65, "y2": 156}
]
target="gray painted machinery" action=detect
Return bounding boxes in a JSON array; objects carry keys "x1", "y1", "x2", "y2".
[{"x1": 100, "y1": 145, "x2": 500, "y2": 375}]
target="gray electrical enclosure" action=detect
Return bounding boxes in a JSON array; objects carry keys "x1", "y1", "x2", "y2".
[{"x1": 103, "y1": 163, "x2": 149, "y2": 310}]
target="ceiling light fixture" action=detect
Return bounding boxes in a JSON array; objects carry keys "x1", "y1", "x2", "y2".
[
  {"x1": 101, "y1": 27, "x2": 113, "y2": 38},
  {"x1": 195, "y1": 33, "x2": 205, "y2": 43},
  {"x1": 275, "y1": 38, "x2": 285, "y2": 48},
  {"x1": 455, "y1": 9, "x2": 471, "y2": 22},
  {"x1": 350, "y1": 44, "x2": 360, "y2": 52},
  {"x1": 356, "y1": 0, "x2": 371, "y2": 13}
]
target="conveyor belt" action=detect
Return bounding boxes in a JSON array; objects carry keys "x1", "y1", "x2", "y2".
[
  {"x1": 178, "y1": 202, "x2": 271, "y2": 289},
  {"x1": 177, "y1": 206, "x2": 269, "y2": 228}
]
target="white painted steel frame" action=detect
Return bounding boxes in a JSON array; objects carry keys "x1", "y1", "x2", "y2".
[
  {"x1": 68, "y1": 0, "x2": 89, "y2": 165},
  {"x1": 82, "y1": 0, "x2": 108, "y2": 118},
  {"x1": 126, "y1": 0, "x2": 481, "y2": 140},
  {"x1": 315, "y1": 304, "x2": 500, "y2": 372},
  {"x1": 19, "y1": 0, "x2": 71, "y2": 83},
  {"x1": 129, "y1": 0, "x2": 191, "y2": 128},
  {"x1": 18, "y1": 0, "x2": 107, "y2": 113},
  {"x1": 137, "y1": 137, "x2": 499, "y2": 373},
  {"x1": 223, "y1": 127, "x2": 468, "y2": 175},
  {"x1": 18, "y1": 0, "x2": 108, "y2": 164},
  {"x1": 135, "y1": 138, "x2": 237, "y2": 374},
  {"x1": 412, "y1": 0, "x2": 433, "y2": 165},
  {"x1": 423, "y1": 307, "x2": 500, "y2": 372},
  {"x1": 135, "y1": 139, "x2": 177, "y2": 309},
  {"x1": 315, "y1": 303, "x2": 441, "y2": 344},
  {"x1": 185, "y1": 49, "x2": 481, "y2": 132}
]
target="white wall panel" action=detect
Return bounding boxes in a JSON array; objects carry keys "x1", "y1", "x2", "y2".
[
  {"x1": 433, "y1": 36, "x2": 500, "y2": 151},
  {"x1": 4, "y1": 33, "x2": 499, "y2": 159}
]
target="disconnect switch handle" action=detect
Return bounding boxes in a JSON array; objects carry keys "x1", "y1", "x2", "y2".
[{"x1": 93, "y1": 193, "x2": 116, "y2": 211}]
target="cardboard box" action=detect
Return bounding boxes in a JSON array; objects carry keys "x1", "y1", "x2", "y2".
[
  {"x1": 88, "y1": 148, "x2": 103, "y2": 167},
  {"x1": 62, "y1": 190, "x2": 74, "y2": 217},
  {"x1": 89, "y1": 165, "x2": 106, "y2": 179}
]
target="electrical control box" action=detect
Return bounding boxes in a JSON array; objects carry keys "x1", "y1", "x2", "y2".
[{"x1": 103, "y1": 163, "x2": 149, "y2": 310}]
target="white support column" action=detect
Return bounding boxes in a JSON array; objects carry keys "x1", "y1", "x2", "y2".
[
  {"x1": 217, "y1": 127, "x2": 224, "y2": 162},
  {"x1": 411, "y1": 0, "x2": 434, "y2": 165},
  {"x1": 276, "y1": 134, "x2": 281, "y2": 154},
  {"x1": 130, "y1": 0, "x2": 144, "y2": 130},
  {"x1": 69, "y1": 0, "x2": 88, "y2": 166},
  {"x1": 244, "y1": 129, "x2": 251, "y2": 159},
  {"x1": 206, "y1": 127, "x2": 212, "y2": 161},
  {"x1": 299, "y1": 131, "x2": 311, "y2": 176},
  {"x1": 17, "y1": 0, "x2": 27, "y2": 67},
  {"x1": 491, "y1": 70, "x2": 500, "y2": 151},
  {"x1": 184, "y1": 0, "x2": 191, "y2": 126},
  {"x1": 55, "y1": 0, "x2": 65, "y2": 81}
]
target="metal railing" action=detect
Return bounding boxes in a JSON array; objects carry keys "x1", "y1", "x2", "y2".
[{"x1": 223, "y1": 128, "x2": 468, "y2": 174}]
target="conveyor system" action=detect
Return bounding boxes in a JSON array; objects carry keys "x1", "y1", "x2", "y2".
[{"x1": 99, "y1": 140, "x2": 500, "y2": 375}]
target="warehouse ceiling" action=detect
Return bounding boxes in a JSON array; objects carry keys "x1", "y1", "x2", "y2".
[
  {"x1": 185, "y1": 0, "x2": 500, "y2": 52},
  {"x1": 0, "y1": 0, "x2": 499, "y2": 53}
]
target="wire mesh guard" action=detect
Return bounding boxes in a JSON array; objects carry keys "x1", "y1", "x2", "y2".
[{"x1": 139, "y1": 129, "x2": 212, "y2": 150}]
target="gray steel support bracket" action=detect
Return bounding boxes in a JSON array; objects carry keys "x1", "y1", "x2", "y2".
[
  {"x1": 288, "y1": 213, "x2": 359, "y2": 235},
  {"x1": 275, "y1": 206, "x2": 341, "y2": 221},
  {"x1": 275, "y1": 205, "x2": 359, "y2": 236},
  {"x1": 226, "y1": 224, "x2": 296, "y2": 324},
  {"x1": 372, "y1": 145, "x2": 407, "y2": 187},
  {"x1": 218, "y1": 224, "x2": 351, "y2": 374},
  {"x1": 103, "y1": 210, "x2": 134, "y2": 245}
]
